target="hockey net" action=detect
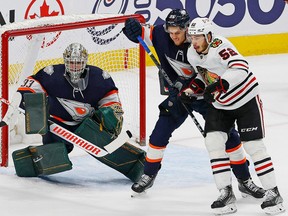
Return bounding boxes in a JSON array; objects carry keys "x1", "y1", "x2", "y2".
[{"x1": 0, "y1": 14, "x2": 146, "y2": 167}]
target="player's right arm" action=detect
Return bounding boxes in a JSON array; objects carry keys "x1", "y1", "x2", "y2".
[{"x1": 17, "y1": 73, "x2": 46, "y2": 109}]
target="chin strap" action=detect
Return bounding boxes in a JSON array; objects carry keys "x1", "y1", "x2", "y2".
[
  {"x1": 64, "y1": 68, "x2": 89, "y2": 99},
  {"x1": 72, "y1": 88, "x2": 84, "y2": 99}
]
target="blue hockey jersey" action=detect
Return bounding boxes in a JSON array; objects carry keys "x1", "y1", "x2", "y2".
[
  {"x1": 151, "y1": 25, "x2": 191, "y2": 83},
  {"x1": 18, "y1": 64, "x2": 120, "y2": 126}
]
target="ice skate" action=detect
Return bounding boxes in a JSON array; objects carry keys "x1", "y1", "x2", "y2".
[
  {"x1": 261, "y1": 187, "x2": 285, "y2": 215},
  {"x1": 131, "y1": 174, "x2": 157, "y2": 197},
  {"x1": 238, "y1": 178, "x2": 265, "y2": 198},
  {"x1": 211, "y1": 185, "x2": 237, "y2": 215}
]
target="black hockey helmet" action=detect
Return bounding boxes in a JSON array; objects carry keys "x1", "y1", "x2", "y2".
[{"x1": 164, "y1": 9, "x2": 190, "y2": 31}]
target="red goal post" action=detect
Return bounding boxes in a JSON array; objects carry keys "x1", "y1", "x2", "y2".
[{"x1": 0, "y1": 14, "x2": 146, "y2": 167}]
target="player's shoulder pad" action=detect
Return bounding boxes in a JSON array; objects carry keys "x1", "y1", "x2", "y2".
[
  {"x1": 102, "y1": 70, "x2": 111, "y2": 80},
  {"x1": 210, "y1": 38, "x2": 223, "y2": 48},
  {"x1": 88, "y1": 65, "x2": 111, "y2": 80},
  {"x1": 43, "y1": 65, "x2": 55, "y2": 75}
]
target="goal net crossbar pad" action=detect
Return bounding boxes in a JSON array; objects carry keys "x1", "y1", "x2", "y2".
[{"x1": 0, "y1": 14, "x2": 146, "y2": 167}]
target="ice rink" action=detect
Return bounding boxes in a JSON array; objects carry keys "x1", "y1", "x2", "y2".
[{"x1": 0, "y1": 53, "x2": 287, "y2": 216}]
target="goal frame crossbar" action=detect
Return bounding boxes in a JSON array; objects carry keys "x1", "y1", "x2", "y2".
[{"x1": 1, "y1": 14, "x2": 146, "y2": 167}]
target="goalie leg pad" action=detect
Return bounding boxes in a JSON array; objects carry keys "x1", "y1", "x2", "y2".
[
  {"x1": 29, "y1": 142, "x2": 72, "y2": 176},
  {"x1": 12, "y1": 143, "x2": 72, "y2": 177},
  {"x1": 111, "y1": 142, "x2": 146, "y2": 182},
  {"x1": 24, "y1": 92, "x2": 48, "y2": 135},
  {"x1": 75, "y1": 118, "x2": 145, "y2": 182},
  {"x1": 12, "y1": 146, "x2": 38, "y2": 177}
]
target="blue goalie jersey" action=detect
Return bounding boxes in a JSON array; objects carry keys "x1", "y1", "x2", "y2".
[{"x1": 18, "y1": 64, "x2": 120, "y2": 126}]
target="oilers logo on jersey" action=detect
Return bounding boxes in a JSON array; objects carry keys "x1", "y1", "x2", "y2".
[{"x1": 57, "y1": 98, "x2": 94, "y2": 122}]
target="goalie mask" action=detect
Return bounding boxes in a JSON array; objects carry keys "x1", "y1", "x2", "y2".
[{"x1": 63, "y1": 43, "x2": 89, "y2": 90}]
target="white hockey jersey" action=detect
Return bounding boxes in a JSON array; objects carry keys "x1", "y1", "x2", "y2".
[{"x1": 187, "y1": 35, "x2": 259, "y2": 110}]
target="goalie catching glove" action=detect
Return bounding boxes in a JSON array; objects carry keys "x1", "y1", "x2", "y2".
[
  {"x1": 94, "y1": 104, "x2": 124, "y2": 136},
  {"x1": 123, "y1": 18, "x2": 142, "y2": 43},
  {"x1": 204, "y1": 77, "x2": 229, "y2": 103}
]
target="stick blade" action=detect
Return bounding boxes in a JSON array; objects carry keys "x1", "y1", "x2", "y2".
[{"x1": 104, "y1": 130, "x2": 132, "y2": 153}]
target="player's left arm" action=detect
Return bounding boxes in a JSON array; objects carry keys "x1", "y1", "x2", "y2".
[{"x1": 17, "y1": 74, "x2": 47, "y2": 109}]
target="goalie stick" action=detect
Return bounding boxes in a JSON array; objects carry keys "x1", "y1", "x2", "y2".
[
  {"x1": 0, "y1": 98, "x2": 132, "y2": 157},
  {"x1": 137, "y1": 36, "x2": 205, "y2": 137}
]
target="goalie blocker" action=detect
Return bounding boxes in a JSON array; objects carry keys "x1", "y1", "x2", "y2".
[{"x1": 13, "y1": 93, "x2": 145, "y2": 182}]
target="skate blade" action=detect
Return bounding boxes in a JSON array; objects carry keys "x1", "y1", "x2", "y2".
[
  {"x1": 263, "y1": 203, "x2": 286, "y2": 215},
  {"x1": 131, "y1": 190, "x2": 147, "y2": 198},
  {"x1": 213, "y1": 203, "x2": 237, "y2": 215}
]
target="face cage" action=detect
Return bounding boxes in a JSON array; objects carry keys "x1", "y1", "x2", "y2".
[{"x1": 65, "y1": 60, "x2": 87, "y2": 84}]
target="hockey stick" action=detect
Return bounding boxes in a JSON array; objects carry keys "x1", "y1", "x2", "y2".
[
  {"x1": 0, "y1": 98, "x2": 132, "y2": 157},
  {"x1": 137, "y1": 36, "x2": 205, "y2": 137}
]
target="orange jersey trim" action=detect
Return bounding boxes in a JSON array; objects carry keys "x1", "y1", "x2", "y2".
[
  {"x1": 51, "y1": 115, "x2": 66, "y2": 123},
  {"x1": 149, "y1": 143, "x2": 165, "y2": 150},
  {"x1": 17, "y1": 87, "x2": 36, "y2": 93},
  {"x1": 102, "y1": 101, "x2": 121, "y2": 107},
  {"x1": 149, "y1": 25, "x2": 154, "y2": 41},
  {"x1": 226, "y1": 143, "x2": 242, "y2": 153},
  {"x1": 230, "y1": 158, "x2": 247, "y2": 165},
  {"x1": 146, "y1": 157, "x2": 162, "y2": 163},
  {"x1": 103, "y1": 89, "x2": 119, "y2": 97}
]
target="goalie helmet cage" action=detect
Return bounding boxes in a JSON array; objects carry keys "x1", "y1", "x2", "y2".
[{"x1": 0, "y1": 14, "x2": 146, "y2": 167}]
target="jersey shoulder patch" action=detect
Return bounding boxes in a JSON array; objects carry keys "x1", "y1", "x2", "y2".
[
  {"x1": 102, "y1": 70, "x2": 111, "y2": 79},
  {"x1": 210, "y1": 38, "x2": 223, "y2": 48},
  {"x1": 43, "y1": 65, "x2": 54, "y2": 75}
]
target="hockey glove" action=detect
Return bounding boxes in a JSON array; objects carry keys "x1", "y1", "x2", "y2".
[
  {"x1": 159, "y1": 95, "x2": 187, "y2": 119},
  {"x1": 178, "y1": 78, "x2": 205, "y2": 104},
  {"x1": 169, "y1": 86, "x2": 179, "y2": 98},
  {"x1": 204, "y1": 78, "x2": 229, "y2": 103},
  {"x1": 94, "y1": 104, "x2": 124, "y2": 136},
  {"x1": 173, "y1": 76, "x2": 191, "y2": 92},
  {"x1": 179, "y1": 90, "x2": 197, "y2": 104},
  {"x1": 123, "y1": 18, "x2": 142, "y2": 43},
  {"x1": 189, "y1": 78, "x2": 205, "y2": 94}
]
